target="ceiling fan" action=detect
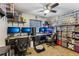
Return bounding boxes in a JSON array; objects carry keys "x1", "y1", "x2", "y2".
[{"x1": 39, "y1": 3, "x2": 59, "y2": 16}]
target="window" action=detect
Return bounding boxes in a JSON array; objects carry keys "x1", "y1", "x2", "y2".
[{"x1": 30, "y1": 20, "x2": 42, "y2": 33}]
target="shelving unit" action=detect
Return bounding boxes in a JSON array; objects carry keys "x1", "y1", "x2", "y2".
[
  {"x1": 55, "y1": 11, "x2": 79, "y2": 53},
  {"x1": 6, "y1": 3, "x2": 14, "y2": 18},
  {"x1": 5, "y1": 3, "x2": 26, "y2": 26}
]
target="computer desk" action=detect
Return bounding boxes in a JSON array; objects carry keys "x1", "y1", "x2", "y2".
[
  {"x1": 7, "y1": 36, "x2": 29, "y2": 40},
  {"x1": 7, "y1": 33, "x2": 47, "y2": 40},
  {"x1": 6, "y1": 33, "x2": 48, "y2": 48}
]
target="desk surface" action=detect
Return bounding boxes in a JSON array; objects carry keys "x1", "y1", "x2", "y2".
[
  {"x1": 8, "y1": 36, "x2": 29, "y2": 40},
  {"x1": 0, "y1": 46, "x2": 10, "y2": 55},
  {"x1": 7, "y1": 33, "x2": 48, "y2": 40},
  {"x1": 36, "y1": 33, "x2": 47, "y2": 36}
]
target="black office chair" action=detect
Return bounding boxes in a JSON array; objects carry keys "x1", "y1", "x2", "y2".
[
  {"x1": 46, "y1": 33, "x2": 56, "y2": 47},
  {"x1": 16, "y1": 39, "x2": 28, "y2": 56},
  {"x1": 40, "y1": 35, "x2": 47, "y2": 44}
]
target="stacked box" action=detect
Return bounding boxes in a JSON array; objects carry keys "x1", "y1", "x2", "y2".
[
  {"x1": 68, "y1": 43, "x2": 74, "y2": 50},
  {"x1": 62, "y1": 41, "x2": 68, "y2": 48},
  {"x1": 74, "y1": 43, "x2": 79, "y2": 52}
]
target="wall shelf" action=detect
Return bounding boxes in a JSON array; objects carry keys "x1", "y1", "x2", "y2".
[
  {"x1": 55, "y1": 24, "x2": 79, "y2": 27},
  {"x1": 6, "y1": 12, "x2": 14, "y2": 18},
  {"x1": 8, "y1": 19, "x2": 26, "y2": 23},
  {"x1": 0, "y1": 8, "x2": 5, "y2": 17}
]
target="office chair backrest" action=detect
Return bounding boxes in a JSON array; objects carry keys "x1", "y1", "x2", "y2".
[
  {"x1": 47, "y1": 33, "x2": 55, "y2": 42},
  {"x1": 9, "y1": 39, "x2": 17, "y2": 46},
  {"x1": 17, "y1": 39, "x2": 28, "y2": 51}
]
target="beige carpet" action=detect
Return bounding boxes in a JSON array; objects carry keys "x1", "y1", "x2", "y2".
[{"x1": 27, "y1": 44, "x2": 79, "y2": 56}]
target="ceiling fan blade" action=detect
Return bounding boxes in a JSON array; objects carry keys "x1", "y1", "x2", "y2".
[
  {"x1": 46, "y1": 3, "x2": 51, "y2": 9},
  {"x1": 39, "y1": 10, "x2": 44, "y2": 12},
  {"x1": 51, "y1": 3, "x2": 59, "y2": 8},
  {"x1": 50, "y1": 10, "x2": 56, "y2": 13}
]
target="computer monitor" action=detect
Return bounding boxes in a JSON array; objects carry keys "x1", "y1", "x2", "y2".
[
  {"x1": 21, "y1": 27, "x2": 32, "y2": 33},
  {"x1": 39, "y1": 27, "x2": 47, "y2": 33},
  {"x1": 46, "y1": 27, "x2": 54, "y2": 35},
  {"x1": 7, "y1": 27, "x2": 20, "y2": 34},
  {"x1": 46, "y1": 28, "x2": 53, "y2": 32}
]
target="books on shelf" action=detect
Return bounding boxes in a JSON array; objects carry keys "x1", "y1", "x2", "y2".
[
  {"x1": 67, "y1": 26, "x2": 75, "y2": 32},
  {"x1": 62, "y1": 32, "x2": 67, "y2": 38},
  {"x1": 62, "y1": 38, "x2": 68, "y2": 42},
  {"x1": 68, "y1": 39, "x2": 75, "y2": 44},
  {"x1": 57, "y1": 27, "x2": 61, "y2": 31},
  {"x1": 67, "y1": 32, "x2": 72, "y2": 37},
  {"x1": 74, "y1": 33, "x2": 79, "y2": 39},
  {"x1": 61, "y1": 26, "x2": 67, "y2": 32},
  {"x1": 75, "y1": 26, "x2": 79, "y2": 32}
]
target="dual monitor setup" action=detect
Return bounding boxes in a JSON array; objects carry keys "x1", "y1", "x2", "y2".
[
  {"x1": 8, "y1": 27, "x2": 32, "y2": 34},
  {"x1": 7, "y1": 27, "x2": 54, "y2": 36}
]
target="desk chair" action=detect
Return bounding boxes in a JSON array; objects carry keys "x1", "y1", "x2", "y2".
[
  {"x1": 16, "y1": 39, "x2": 28, "y2": 56},
  {"x1": 46, "y1": 33, "x2": 56, "y2": 47},
  {"x1": 40, "y1": 35, "x2": 47, "y2": 44}
]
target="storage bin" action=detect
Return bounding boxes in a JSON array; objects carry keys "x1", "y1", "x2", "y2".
[
  {"x1": 74, "y1": 43, "x2": 79, "y2": 53},
  {"x1": 62, "y1": 41, "x2": 68, "y2": 48},
  {"x1": 62, "y1": 38, "x2": 67, "y2": 41},
  {"x1": 57, "y1": 40, "x2": 62, "y2": 45},
  {"x1": 69, "y1": 39, "x2": 75, "y2": 44}
]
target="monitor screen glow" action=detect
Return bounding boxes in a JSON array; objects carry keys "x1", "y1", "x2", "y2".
[
  {"x1": 39, "y1": 27, "x2": 47, "y2": 33},
  {"x1": 21, "y1": 27, "x2": 31, "y2": 33},
  {"x1": 8, "y1": 27, "x2": 20, "y2": 33}
]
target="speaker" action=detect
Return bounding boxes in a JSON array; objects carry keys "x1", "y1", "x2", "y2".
[{"x1": 31, "y1": 27, "x2": 36, "y2": 35}]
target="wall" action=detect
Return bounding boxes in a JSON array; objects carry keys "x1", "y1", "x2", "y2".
[
  {"x1": 8, "y1": 13, "x2": 48, "y2": 27},
  {"x1": 0, "y1": 16, "x2": 7, "y2": 47},
  {"x1": 47, "y1": 16, "x2": 59, "y2": 26},
  {"x1": 22, "y1": 13, "x2": 35, "y2": 27},
  {"x1": 22, "y1": 13, "x2": 48, "y2": 27}
]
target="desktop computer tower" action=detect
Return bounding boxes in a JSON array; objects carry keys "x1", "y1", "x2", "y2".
[{"x1": 31, "y1": 27, "x2": 36, "y2": 35}]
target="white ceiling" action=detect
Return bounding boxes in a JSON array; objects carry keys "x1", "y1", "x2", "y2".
[{"x1": 14, "y1": 3, "x2": 79, "y2": 18}]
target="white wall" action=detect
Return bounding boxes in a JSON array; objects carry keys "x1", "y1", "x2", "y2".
[
  {"x1": 22, "y1": 13, "x2": 35, "y2": 27},
  {"x1": 22, "y1": 13, "x2": 48, "y2": 27},
  {"x1": 8, "y1": 13, "x2": 48, "y2": 27},
  {"x1": 47, "y1": 17, "x2": 58, "y2": 26},
  {"x1": 0, "y1": 17, "x2": 7, "y2": 47}
]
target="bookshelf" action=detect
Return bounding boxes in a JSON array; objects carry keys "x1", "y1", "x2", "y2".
[{"x1": 55, "y1": 11, "x2": 79, "y2": 53}]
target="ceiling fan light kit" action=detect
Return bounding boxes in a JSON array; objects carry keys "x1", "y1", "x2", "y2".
[
  {"x1": 44, "y1": 9, "x2": 50, "y2": 13},
  {"x1": 39, "y1": 3, "x2": 59, "y2": 16}
]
